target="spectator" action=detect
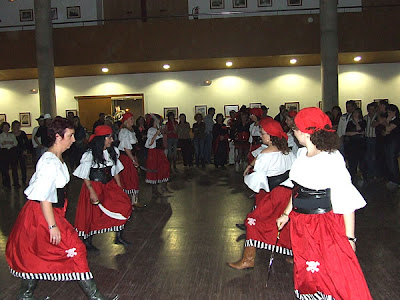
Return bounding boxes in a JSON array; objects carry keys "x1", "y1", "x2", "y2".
[
  {"x1": 34, "y1": 113, "x2": 52, "y2": 161},
  {"x1": 212, "y1": 113, "x2": 229, "y2": 168},
  {"x1": 32, "y1": 115, "x2": 44, "y2": 165},
  {"x1": 177, "y1": 113, "x2": 193, "y2": 168},
  {"x1": 0, "y1": 122, "x2": 18, "y2": 188},
  {"x1": 374, "y1": 100, "x2": 389, "y2": 180},
  {"x1": 166, "y1": 112, "x2": 179, "y2": 171},
  {"x1": 261, "y1": 105, "x2": 269, "y2": 118},
  {"x1": 193, "y1": 113, "x2": 206, "y2": 168},
  {"x1": 203, "y1": 107, "x2": 215, "y2": 164},
  {"x1": 331, "y1": 106, "x2": 342, "y2": 131},
  {"x1": 383, "y1": 104, "x2": 400, "y2": 189},
  {"x1": 11, "y1": 120, "x2": 29, "y2": 186},
  {"x1": 274, "y1": 105, "x2": 286, "y2": 123},
  {"x1": 337, "y1": 100, "x2": 357, "y2": 156},
  {"x1": 363, "y1": 102, "x2": 378, "y2": 181},
  {"x1": 71, "y1": 116, "x2": 87, "y2": 169},
  {"x1": 92, "y1": 112, "x2": 105, "y2": 133}
]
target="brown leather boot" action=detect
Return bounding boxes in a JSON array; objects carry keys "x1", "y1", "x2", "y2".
[{"x1": 227, "y1": 246, "x2": 256, "y2": 270}]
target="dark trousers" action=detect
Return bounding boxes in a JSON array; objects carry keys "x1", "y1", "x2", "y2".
[
  {"x1": 375, "y1": 138, "x2": 387, "y2": 179},
  {"x1": 345, "y1": 137, "x2": 366, "y2": 181},
  {"x1": 193, "y1": 137, "x2": 205, "y2": 166},
  {"x1": 15, "y1": 151, "x2": 27, "y2": 184},
  {"x1": 384, "y1": 139, "x2": 400, "y2": 184},
  {"x1": 178, "y1": 139, "x2": 193, "y2": 166},
  {"x1": 364, "y1": 138, "x2": 377, "y2": 179},
  {"x1": 0, "y1": 148, "x2": 18, "y2": 187}
]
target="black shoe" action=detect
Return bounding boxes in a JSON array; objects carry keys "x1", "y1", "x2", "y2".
[
  {"x1": 236, "y1": 223, "x2": 246, "y2": 231},
  {"x1": 78, "y1": 279, "x2": 119, "y2": 300},
  {"x1": 114, "y1": 231, "x2": 131, "y2": 246}
]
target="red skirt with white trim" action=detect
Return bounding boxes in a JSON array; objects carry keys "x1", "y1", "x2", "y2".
[
  {"x1": 290, "y1": 211, "x2": 372, "y2": 300},
  {"x1": 145, "y1": 148, "x2": 170, "y2": 184},
  {"x1": 118, "y1": 154, "x2": 139, "y2": 195},
  {"x1": 74, "y1": 180, "x2": 132, "y2": 239},
  {"x1": 245, "y1": 186, "x2": 292, "y2": 256},
  {"x1": 247, "y1": 144, "x2": 261, "y2": 164},
  {"x1": 6, "y1": 200, "x2": 92, "y2": 281}
]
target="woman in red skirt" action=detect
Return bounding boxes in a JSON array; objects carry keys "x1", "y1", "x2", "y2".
[
  {"x1": 277, "y1": 107, "x2": 372, "y2": 300},
  {"x1": 118, "y1": 111, "x2": 146, "y2": 209},
  {"x1": 74, "y1": 125, "x2": 132, "y2": 249},
  {"x1": 145, "y1": 114, "x2": 171, "y2": 196},
  {"x1": 228, "y1": 118, "x2": 295, "y2": 269},
  {"x1": 6, "y1": 117, "x2": 118, "y2": 300}
]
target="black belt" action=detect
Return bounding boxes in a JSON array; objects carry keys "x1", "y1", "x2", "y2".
[
  {"x1": 120, "y1": 144, "x2": 137, "y2": 156},
  {"x1": 89, "y1": 166, "x2": 112, "y2": 184},
  {"x1": 267, "y1": 170, "x2": 290, "y2": 191},
  {"x1": 155, "y1": 139, "x2": 164, "y2": 149},
  {"x1": 293, "y1": 207, "x2": 332, "y2": 214},
  {"x1": 292, "y1": 182, "x2": 332, "y2": 214},
  {"x1": 33, "y1": 188, "x2": 65, "y2": 208}
]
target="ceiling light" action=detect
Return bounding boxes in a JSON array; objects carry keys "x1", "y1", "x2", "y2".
[
  {"x1": 163, "y1": 64, "x2": 170, "y2": 70},
  {"x1": 101, "y1": 67, "x2": 109, "y2": 73},
  {"x1": 30, "y1": 88, "x2": 38, "y2": 94},
  {"x1": 125, "y1": 108, "x2": 129, "y2": 111},
  {"x1": 354, "y1": 56, "x2": 362, "y2": 62},
  {"x1": 226, "y1": 61, "x2": 233, "y2": 67},
  {"x1": 290, "y1": 58, "x2": 297, "y2": 64}
]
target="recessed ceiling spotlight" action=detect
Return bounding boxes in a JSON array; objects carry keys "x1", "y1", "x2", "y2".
[
  {"x1": 101, "y1": 67, "x2": 109, "y2": 73},
  {"x1": 290, "y1": 58, "x2": 297, "y2": 64},
  {"x1": 125, "y1": 108, "x2": 130, "y2": 111},
  {"x1": 226, "y1": 61, "x2": 233, "y2": 67},
  {"x1": 354, "y1": 56, "x2": 362, "y2": 62},
  {"x1": 163, "y1": 64, "x2": 170, "y2": 70}
]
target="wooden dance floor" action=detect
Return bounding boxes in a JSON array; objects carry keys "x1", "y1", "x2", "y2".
[{"x1": 0, "y1": 164, "x2": 399, "y2": 299}]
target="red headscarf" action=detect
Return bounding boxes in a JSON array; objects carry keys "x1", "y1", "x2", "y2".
[
  {"x1": 250, "y1": 108, "x2": 263, "y2": 119},
  {"x1": 259, "y1": 117, "x2": 288, "y2": 140},
  {"x1": 88, "y1": 125, "x2": 113, "y2": 142},
  {"x1": 294, "y1": 107, "x2": 335, "y2": 134},
  {"x1": 121, "y1": 111, "x2": 133, "y2": 124}
]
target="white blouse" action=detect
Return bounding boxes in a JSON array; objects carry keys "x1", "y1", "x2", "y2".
[
  {"x1": 24, "y1": 152, "x2": 70, "y2": 203},
  {"x1": 244, "y1": 151, "x2": 295, "y2": 193},
  {"x1": 118, "y1": 128, "x2": 137, "y2": 151},
  {"x1": 248, "y1": 123, "x2": 261, "y2": 143},
  {"x1": 145, "y1": 127, "x2": 163, "y2": 149},
  {"x1": 290, "y1": 147, "x2": 366, "y2": 214},
  {"x1": 0, "y1": 132, "x2": 17, "y2": 149},
  {"x1": 73, "y1": 147, "x2": 124, "y2": 179}
]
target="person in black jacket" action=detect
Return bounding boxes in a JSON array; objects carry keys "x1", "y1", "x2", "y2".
[{"x1": 11, "y1": 120, "x2": 29, "y2": 186}]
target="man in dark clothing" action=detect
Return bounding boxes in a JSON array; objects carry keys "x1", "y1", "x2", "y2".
[{"x1": 92, "y1": 113, "x2": 105, "y2": 133}]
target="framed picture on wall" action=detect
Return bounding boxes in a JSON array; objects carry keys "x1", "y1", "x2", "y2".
[
  {"x1": 285, "y1": 102, "x2": 300, "y2": 112},
  {"x1": 288, "y1": 0, "x2": 302, "y2": 6},
  {"x1": 349, "y1": 99, "x2": 362, "y2": 108},
  {"x1": 163, "y1": 107, "x2": 179, "y2": 120},
  {"x1": 19, "y1": 112, "x2": 31, "y2": 127},
  {"x1": 66, "y1": 109, "x2": 78, "y2": 118},
  {"x1": 249, "y1": 103, "x2": 262, "y2": 108},
  {"x1": 20, "y1": 9, "x2": 34, "y2": 22},
  {"x1": 0, "y1": 114, "x2": 6, "y2": 124},
  {"x1": 233, "y1": 0, "x2": 247, "y2": 8},
  {"x1": 318, "y1": 101, "x2": 322, "y2": 109},
  {"x1": 67, "y1": 6, "x2": 81, "y2": 19},
  {"x1": 195, "y1": 105, "x2": 207, "y2": 117},
  {"x1": 224, "y1": 105, "x2": 239, "y2": 117},
  {"x1": 258, "y1": 0, "x2": 272, "y2": 7},
  {"x1": 374, "y1": 98, "x2": 389, "y2": 104},
  {"x1": 210, "y1": 0, "x2": 225, "y2": 9},
  {"x1": 51, "y1": 8, "x2": 58, "y2": 20}
]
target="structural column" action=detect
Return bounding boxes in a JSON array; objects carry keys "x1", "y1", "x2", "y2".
[
  {"x1": 34, "y1": 0, "x2": 56, "y2": 117},
  {"x1": 320, "y1": 0, "x2": 338, "y2": 112}
]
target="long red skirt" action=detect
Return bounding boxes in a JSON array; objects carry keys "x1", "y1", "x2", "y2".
[
  {"x1": 290, "y1": 211, "x2": 372, "y2": 300},
  {"x1": 145, "y1": 148, "x2": 170, "y2": 184},
  {"x1": 6, "y1": 200, "x2": 92, "y2": 281},
  {"x1": 245, "y1": 186, "x2": 292, "y2": 255},
  {"x1": 74, "y1": 180, "x2": 132, "y2": 239},
  {"x1": 247, "y1": 144, "x2": 261, "y2": 164},
  {"x1": 119, "y1": 154, "x2": 139, "y2": 195}
]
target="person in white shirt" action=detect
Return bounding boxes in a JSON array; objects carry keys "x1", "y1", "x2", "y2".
[
  {"x1": 336, "y1": 100, "x2": 357, "y2": 156},
  {"x1": 363, "y1": 102, "x2": 378, "y2": 180}
]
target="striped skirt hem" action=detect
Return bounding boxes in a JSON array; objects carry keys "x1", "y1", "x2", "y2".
[
  {"x1": 9, "y1": 268, "x2": 93, "y2": 282},
  {"x1": 245, "y1": 239, "x2": 293, "y2": 256},
  {"x1": 75, "y1": 224, "x2": 125, "y2": 239}
]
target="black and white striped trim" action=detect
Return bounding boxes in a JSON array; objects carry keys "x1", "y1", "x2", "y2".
[
  {"x1": 75, "y1": 224, "x2": 125, "y2": 239},
  {"x1": 122, "y1": 189, "x2": 139, "y2": 195},
  {"x1": 245, "y1": 239, "x2": 293, "y2": 256},
  {"x1": 294, "y1": 290, "x2": 334, "y2": 300},
  {"x1": 145, "y1": 178, "x2": 169, "y2": 184},
  {"x1": 9, "y1": 268, "x2": 93, "y2": 282}
]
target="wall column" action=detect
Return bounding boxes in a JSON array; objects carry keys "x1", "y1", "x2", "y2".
[
  {"x1": 320, "y1": 0, "x2": 338, "y2": 112},
  {"x1": 34, "y1": 0, "x2": 56, "y2": 117}
]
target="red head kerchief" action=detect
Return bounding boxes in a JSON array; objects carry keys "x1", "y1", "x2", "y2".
[
  {"x1": 89, "y1": 125, "x2": 113, "y2": 142},
  {"x1": 250, "y1": 108, "x2": 263, "y2": 119},
  {"x1": 259, "y1": 117, "x2": 288, "y2": 140},
  {"x1": 294, "y1": 107, "x2": 335, "y2": 134},
  {"x1": 288, "y1": 110, "x2": 297, "y2": 118},
  {"x1": 121, "y1": 111, "x2": 133, "y2": 124}
]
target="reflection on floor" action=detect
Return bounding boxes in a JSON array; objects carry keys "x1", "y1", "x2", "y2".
[{"x1": 0, "y1": 163, "x2": 399, "y2": 299}]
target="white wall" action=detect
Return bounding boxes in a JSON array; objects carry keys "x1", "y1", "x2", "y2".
[
  {"x1": 0, "y1": 62, "x2": 399, "y2": 133},
  {"x1": 187, "y1": 0, "x2": 361, "y2": 19}
]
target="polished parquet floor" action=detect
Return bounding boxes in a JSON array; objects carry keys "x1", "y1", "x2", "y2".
[{"x1": 0, "y1": 163, "x2": 399, "y2": 299}]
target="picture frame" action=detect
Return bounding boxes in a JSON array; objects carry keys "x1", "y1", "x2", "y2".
[
  {"x1": 20, "y1": 9, "x2": 34, "y2": 22},
  {"x1": 66, "y1": 109, "x2": 78, "y2": 118},
  {"x1": 349, "y1": 99, "x2": 362, "y2": 108},
  {"x1": 224, "y1": 105, "x2": 239, "y2": 117},
  {"x1": 195, "y1": 105, "x2": 207, "y2": 117},
  {"x1": 19, "y1": 112, "x2": 31, "y2": 127},
  {"x1": 67, "y1": 6, "x2": 81, "y2": 19},
  {"x1": 249, "y1": 103, "x2": 262, "y2": 108},
  {"x1": 285, "y1": 102, "x2": 300, "y2": 112},
  {"x1": 374, "y1": 98, "x2": 389, "y2": 104},
  {"x1": 318, "y1": 101, "x2": 322, "y2": 109},
  {"x1": 233, "y1": 0, "x2": 247, "y2": 8},
  {"x1": 258, "y1": 0, "x2": 272, "y2": 7},
  {"x1": 51, "y1": 8, "x2": 58, "y2": 20},
  {"x1": 288, "y1": 0, "x2": 302, "y2": 6},
  {"x1": 0, "y1": 114, "x2": 6, "y2": 124},
  {"x1": 210, "y1": 0, "x2": 225, "y2": 9},
  {"x1": 163, "y1": 107, "x2": 179, "y2": 120}
]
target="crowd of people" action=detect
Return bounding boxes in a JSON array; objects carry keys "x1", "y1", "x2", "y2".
[{"x1": 2, "y1": 99, "x2": 398, "y2": 299}]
